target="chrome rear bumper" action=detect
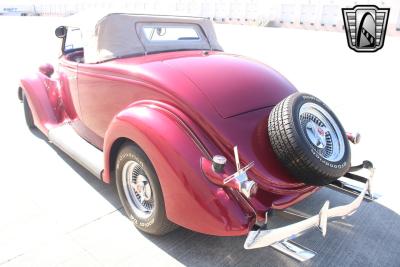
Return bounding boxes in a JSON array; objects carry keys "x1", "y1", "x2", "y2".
[{"x1": 244, "y1": 161, "x2": 375, "y2": 260}]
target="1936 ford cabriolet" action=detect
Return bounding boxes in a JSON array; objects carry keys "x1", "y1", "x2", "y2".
[{"x1": 19, "y1": 13, "x2": 375, "y2": 261}]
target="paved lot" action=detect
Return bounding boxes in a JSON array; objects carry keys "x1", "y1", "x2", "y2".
[{"x1": 0, "y1": 17, "x2": 399, "y2": 266}]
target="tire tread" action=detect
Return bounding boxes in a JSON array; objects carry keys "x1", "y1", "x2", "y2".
[{"x1": 268, "y1": 93, "x2": 350, "y2": 185}]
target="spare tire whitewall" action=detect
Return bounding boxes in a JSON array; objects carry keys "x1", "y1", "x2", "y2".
[{"x1": 268, "y1": 93, "x2": 351, "y2": 186}]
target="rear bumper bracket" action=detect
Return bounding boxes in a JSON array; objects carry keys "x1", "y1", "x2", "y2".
[{"x1": 244, "y1": 160, "x2": 375, "y2": 261}]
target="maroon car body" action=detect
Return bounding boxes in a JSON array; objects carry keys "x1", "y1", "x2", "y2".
[{"x1": 19, "y1": 13, "x2": 364, "y2": 243}]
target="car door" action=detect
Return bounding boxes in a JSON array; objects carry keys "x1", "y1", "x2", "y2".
[{"x1": 58, "y1": 27, "x2": 83, "y2": 121}]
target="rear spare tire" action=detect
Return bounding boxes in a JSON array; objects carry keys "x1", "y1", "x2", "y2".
[{"x1": 268, "y1": 93, "x2": 350, "y2": 185}]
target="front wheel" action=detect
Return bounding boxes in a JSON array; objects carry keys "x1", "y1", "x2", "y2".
[
  {"x1": 115, "y1": 143, "x2": 177, "y2": 235},
  {"x1": 23, "y1": 93, "x2": 35, "y2": 129}
]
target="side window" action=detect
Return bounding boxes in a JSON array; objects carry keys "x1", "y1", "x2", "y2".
[{"x1": 64, "y1": 27, "x2": 83, "y2": 52}]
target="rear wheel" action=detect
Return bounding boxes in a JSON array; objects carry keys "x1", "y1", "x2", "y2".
[
  {"x1": 115, "y1": 143, "x2": 177, "y2": 235},
  {"x1": 23, "y1": 94, "x2": 35, "y2": 129},
  {"x1": 268, "y1": 93, "x2": 351, "y2": 185}
]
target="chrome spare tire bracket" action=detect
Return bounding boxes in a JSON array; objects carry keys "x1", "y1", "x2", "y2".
[{"x1": 244, "y1": 160, "x2": 375, "y2": 262}]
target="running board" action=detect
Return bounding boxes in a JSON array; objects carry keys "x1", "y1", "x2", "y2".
[{"x1": 48, "y1": 124, "x2": 104, "y2": 179}]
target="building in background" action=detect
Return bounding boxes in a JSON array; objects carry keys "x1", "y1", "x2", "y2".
[
  {"x1": 1, "y1": 0, "x2": 399, "y2": 33},
  {"x1": 0, "y1": 2, "x2": 38, "y2": 16}
]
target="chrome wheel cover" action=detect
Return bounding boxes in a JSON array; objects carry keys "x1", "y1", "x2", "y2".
[
  {"x1": 122, "y1": 160, "x2": 154, "y2": 219},
  {"x1": 299, "y1": 103, "x2": 345, "y2": 162}
]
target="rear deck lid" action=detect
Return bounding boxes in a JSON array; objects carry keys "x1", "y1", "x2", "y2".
[{"x1": 164, "y1": 53, "x2": 297, "y2": 118}]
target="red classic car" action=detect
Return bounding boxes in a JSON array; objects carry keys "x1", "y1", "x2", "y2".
[{"x1": 19, "y1": 13, "x2": 374, "y2": 261}]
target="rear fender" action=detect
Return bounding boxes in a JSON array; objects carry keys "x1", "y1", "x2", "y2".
[
  {"x1": 103, "y1": 101, "x2": 255, "y2": 236},
  {"x1": 20, "y1": 72, "x2": 65, "y2": 134}
]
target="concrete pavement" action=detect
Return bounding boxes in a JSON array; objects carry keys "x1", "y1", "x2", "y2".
[{"x1": 0, "y1": 16, "x2": 399, "y2": 266}]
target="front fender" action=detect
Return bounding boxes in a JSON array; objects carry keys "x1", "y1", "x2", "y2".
[
  {"x1": 103, "y1": 102, "x2": 255, "y2": 236},
  {"x1": 20, "y1": 72, "x2": 64, "y2": 134}
]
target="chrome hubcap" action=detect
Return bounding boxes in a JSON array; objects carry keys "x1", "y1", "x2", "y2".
[
  {"x1": 122, "y1": 161, "x2": 154, "y2": 219},
  {"x1": 135, "y1": 175, "x2": 152, "y2": 201},
  {"x1": 299, "y1": 103, "x2": 345, "y2": 162},
  {"x1": 305, "y1": 121, "x2": 328, "y2": 149}
]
